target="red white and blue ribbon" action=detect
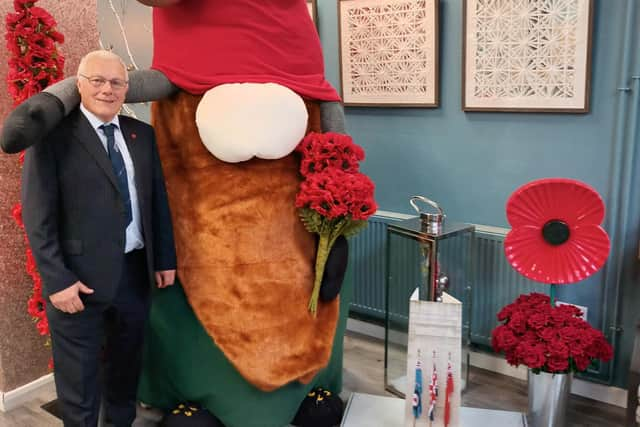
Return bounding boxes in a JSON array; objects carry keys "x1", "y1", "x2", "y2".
[
  {"x1": 428, "y1": 351, "x2": 438, "y2": 421},
  {"x1": 412, "y1": 350, "x2": 423, "y2": 422},
  {"x1": 444, "y1": 354, "x2": 454, "y2": 427}
]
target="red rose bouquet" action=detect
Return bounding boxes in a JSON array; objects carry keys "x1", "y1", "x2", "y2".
[
  {"x1": 296, "y1": 132, "x2": 377, "y2": 315},
  {"x1": 492, "y1": 293, "x2": 613, "y2": 374}
]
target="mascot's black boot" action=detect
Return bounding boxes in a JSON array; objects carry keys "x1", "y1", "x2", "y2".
[
  {"x1": 0, "y1": 92, "x2": 65, "y2": 153},
  {"x1": 319, "y1": 235, "x2": 349, "y2": 302},
  {"x1": 291, "y1": 387, "x2": 345, "y2": 427},
  {"x1": 161, "y1": 403, "x2": 225, "y2": 427}
]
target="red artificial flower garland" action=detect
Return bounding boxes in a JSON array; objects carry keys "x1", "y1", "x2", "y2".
[
  {"x1": 492, "y1": 293, "x2": 612, "y2": 374},
  {"x1": 6, "y1": 0, "x2": 65, "y2": 344},
  {"x1": 6, "y1": 0, "x2": 64, "y2": 106},
  {"x1": 295, "y1": 132, "x2": 377, "y2": 315}
]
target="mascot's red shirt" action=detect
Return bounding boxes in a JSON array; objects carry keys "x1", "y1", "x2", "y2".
[{"x1": 151, "y1": 0, "x2": 341, "y2": 101}]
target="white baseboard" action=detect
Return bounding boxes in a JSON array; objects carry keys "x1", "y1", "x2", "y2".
[
  {"x1": 469, "y1": 350, "x2": 628, "y2": 408},
  {"x1": 570, "y1": 375, "x2": 628, "y2": 409},
  {"x1": 347, "y1": 318, "x2": 386, "y2": 340},
  {"x1": 346, "y1": 319, "x2": 628, "y2": 408},
  {"x1": 0, "y1": 373, "x2": 54, "y2": 412}
]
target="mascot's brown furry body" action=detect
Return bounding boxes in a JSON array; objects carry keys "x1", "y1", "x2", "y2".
[
  {"x1": 0, "y1": 1, "x2": 353, "y2": 426},
  {"x1": 153, "y1": 94, "x2": 338, "y2": 391}
]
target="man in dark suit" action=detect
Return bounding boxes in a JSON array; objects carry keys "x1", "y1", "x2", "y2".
[{"x1": 21, "y1": 50, "x2": 177, "y2": 427}]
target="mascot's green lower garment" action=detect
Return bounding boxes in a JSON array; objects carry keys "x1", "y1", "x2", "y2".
[{"x1": 137, "y1": 277, "x2": 352, "y2": 427}]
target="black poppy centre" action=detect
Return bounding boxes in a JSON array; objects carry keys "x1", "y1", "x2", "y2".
[{"x1": 542, "y1": 219, "x2": 570, "y2": 246}]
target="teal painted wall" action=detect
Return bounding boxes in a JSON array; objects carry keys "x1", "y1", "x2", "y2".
[{"x1": 317, "y1": 0, "x2": 640, "y2": 389}]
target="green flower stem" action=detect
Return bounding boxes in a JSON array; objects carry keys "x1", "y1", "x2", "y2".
[
  {"x1": 308, "y1": 218, "x2": 349, "y2": 316},
  {"x1": 308, "y1": 232, "x2": 330, "y2": 315}
]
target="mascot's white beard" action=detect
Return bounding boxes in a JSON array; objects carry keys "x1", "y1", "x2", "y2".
[{"x1": 195, "y1": 82, "x2": 309, "y2": 163}]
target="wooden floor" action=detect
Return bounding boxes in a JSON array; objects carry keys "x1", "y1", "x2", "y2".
[
  {"x1": 0, "y1": 331, "x2": 628, "y2": 426},
  {"x1": 0, "y1": 380, "x2": 59, "y2": 427}
]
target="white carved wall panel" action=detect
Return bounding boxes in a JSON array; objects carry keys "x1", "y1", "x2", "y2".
[
  {"x1": 463, "y1": 0, "x2": 593, "y2": 112},
  {"x1": 339, "y1": 0, "x2": 439, "y2": 107}
]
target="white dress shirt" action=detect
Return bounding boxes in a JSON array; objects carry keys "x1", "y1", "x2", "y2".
[{"x1": 80, "y1": 104, "x2": 144, "y2": 253}]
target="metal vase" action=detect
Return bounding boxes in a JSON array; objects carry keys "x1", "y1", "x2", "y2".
[{"x1": 528, "y1": 370, "x2": 572, "y2": 427}]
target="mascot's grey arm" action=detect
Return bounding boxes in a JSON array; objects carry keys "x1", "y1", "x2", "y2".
[
  {"x1": 0, "y1": 69, "x2": 177, "y2": 154},
  {"x1": 124, "y1": 69, "x2": 178, "y2": 103},
  {"x1": 0, "y1": 91, "x2": 65, "y2": 154},
  {"x1": 318, "y1": 101, "x2": 349, "y2": 303},
  {"x1": 43, "y1": 76, "x2": 79, "y2": 115},
  {"x1": 320, "y1": 101, "x2": 346, "y2": 134},
  {"x1": 43, "y1": 69, "x2": 177, "y2": 111}
]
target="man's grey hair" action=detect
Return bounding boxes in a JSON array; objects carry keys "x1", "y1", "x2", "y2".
[{"x1": 77, "y1": 50, "x2": 129, "y2": 80}]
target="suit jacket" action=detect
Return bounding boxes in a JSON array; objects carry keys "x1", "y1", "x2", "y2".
[{"x1": 21, "y1": 108, "x2": 177, "y2": 302}]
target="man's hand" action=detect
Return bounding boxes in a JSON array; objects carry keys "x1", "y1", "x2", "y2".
[
  {"x1": 49, "y1": 281, "x2": 95, "y2": 313},
  {"x1": 155, "y1": 270, "x2": 176, "y2": 288}
]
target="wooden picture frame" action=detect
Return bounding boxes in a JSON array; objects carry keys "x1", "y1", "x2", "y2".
[
  {"x1": 338, "y1": 0, "x2": 439, "y2": 107},
  {"x1": 462, "y1": 0, "x2": 594, "y2": 113}
]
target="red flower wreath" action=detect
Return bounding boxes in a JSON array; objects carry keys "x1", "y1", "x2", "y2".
[
  {"x1": 504, "y1": 178, "x2": 610, "y2": 285},
  {"x1": 6, "y1": 0, "x2": 65, "y2": 346}
]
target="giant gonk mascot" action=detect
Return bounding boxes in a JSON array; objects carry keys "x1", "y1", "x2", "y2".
[{"x1": 1, "y1": 1, "x2": 352, "y2": 426}]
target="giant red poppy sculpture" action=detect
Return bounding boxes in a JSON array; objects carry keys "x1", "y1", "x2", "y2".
[
  {"x1": 504, "y1": 178, "x2": 610, "y2": 285},
  {"x1": 496, "y1": 178, "x2": 614, "y2": 375}
]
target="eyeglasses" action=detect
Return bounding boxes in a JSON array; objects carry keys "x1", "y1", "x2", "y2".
[{"x1": 79, "y1": 74, "x2": 128, "y2": 90}]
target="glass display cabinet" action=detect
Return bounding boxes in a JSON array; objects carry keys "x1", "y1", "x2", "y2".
[{"x1": 384, "y1": 197, "x2": 475, "y2": 397}]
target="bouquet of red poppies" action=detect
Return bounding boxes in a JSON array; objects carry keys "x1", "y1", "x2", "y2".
[
  {"x1": 491, "y1": 293, "x2": 613, "y2": 374},
  {"x1": 296, "y1": 132, "x2": 377, "y2": 315}
]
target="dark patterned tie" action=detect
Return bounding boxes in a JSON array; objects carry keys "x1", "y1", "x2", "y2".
[{"x1": 100, "y1": 124, "x2": 132, "y2": 226}]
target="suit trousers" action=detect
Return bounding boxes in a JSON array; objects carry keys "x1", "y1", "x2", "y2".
[{"x1": 46, "y1": 249, "x2": 150, "y2": 427}]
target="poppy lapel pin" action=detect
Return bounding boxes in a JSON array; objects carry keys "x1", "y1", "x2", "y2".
[{"x1": 130, "y1": 133, "x2": 137, "y2": 140}]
